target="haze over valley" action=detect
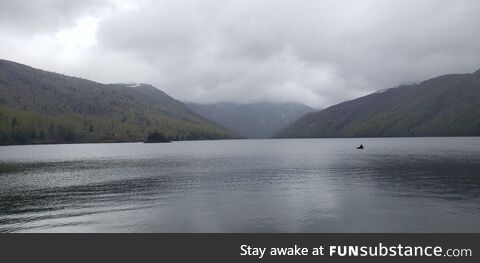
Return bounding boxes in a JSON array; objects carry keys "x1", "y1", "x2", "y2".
[{"x1": 187, "y1": 102, "x2": 315, "y2": 138}]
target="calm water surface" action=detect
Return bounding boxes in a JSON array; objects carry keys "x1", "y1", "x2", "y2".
[{"x1": 0, "y1": 138, "x2": 479, "y2": 232}]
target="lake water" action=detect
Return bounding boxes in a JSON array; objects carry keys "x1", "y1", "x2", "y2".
[{"x1": 0, "y1": 138, "x2": 479, "y2": 232}]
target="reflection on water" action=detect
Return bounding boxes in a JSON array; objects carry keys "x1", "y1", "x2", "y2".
[{"x1": 0, "y1": 138, "x2": 479, "y2": 232}]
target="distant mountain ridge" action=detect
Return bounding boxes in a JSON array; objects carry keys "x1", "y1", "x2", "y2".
[
  {"x1": 276, "y1": 69, "x2": 480, "y2": 138},
  {"x1": 0, "y1": 59, "x2": 234, "y2": 145},
  {"x1": 187, "y1": 102, "x2": 315, "y2": 138}
]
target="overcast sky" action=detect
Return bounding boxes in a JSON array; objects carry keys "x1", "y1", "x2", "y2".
[{"x1": 1, "y1": 0, "x2": 479, "y2": 107}]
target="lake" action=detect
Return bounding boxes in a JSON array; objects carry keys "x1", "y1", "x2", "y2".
[{"x1": 0, "y1": 138, "x2": 479, "y2": 232}]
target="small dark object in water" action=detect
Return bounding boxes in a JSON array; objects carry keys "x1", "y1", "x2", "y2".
[
  {"x1": 144, "y1": 132, "x2": 171, "y2": 143},
  {"x1": 356, "y1": 144, "x2": 364, "y2": 149}
]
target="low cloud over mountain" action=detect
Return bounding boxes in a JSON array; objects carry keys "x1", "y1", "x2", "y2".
[{"x1": 1, "y1": 0, "x2": 480, "y2": 108}]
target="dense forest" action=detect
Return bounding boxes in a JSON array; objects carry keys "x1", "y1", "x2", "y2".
[
  {"x1": 276, "y1": 69, "x2": 480, "y2": 138},
  {"x1": 0, "y1": 59, "x2": 234, "y2": 145}
]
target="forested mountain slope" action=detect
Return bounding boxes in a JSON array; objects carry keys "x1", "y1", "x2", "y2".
[
  {"x1": 0, "y1": 59, "x2": 234, "y2": 145},
  {"x1": 276, "y1": 69, "x2": 480, "y2": 138}
]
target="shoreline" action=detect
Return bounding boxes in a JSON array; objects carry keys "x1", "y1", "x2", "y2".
[{"x1": 0, "y1": 135, "x2": 479, "y2": 147}]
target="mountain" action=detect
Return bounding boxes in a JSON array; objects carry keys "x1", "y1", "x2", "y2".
[
  {"x1": 276, "y1": 69, "x2": 480, "y2": 138},
  {"x1": 186, "y1": 102, "x2": 315, "y2": 138},
  {"x1": 0, "y1": 59, "x2": 234, "y2": 145}
]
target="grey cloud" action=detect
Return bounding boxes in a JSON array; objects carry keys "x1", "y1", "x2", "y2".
[
  {"x1": 0, "y1": 0, "x2": 111, "y2": 33},
  {"x1": 2, "y1": 0, "x2": 480, "y2": 108}
]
